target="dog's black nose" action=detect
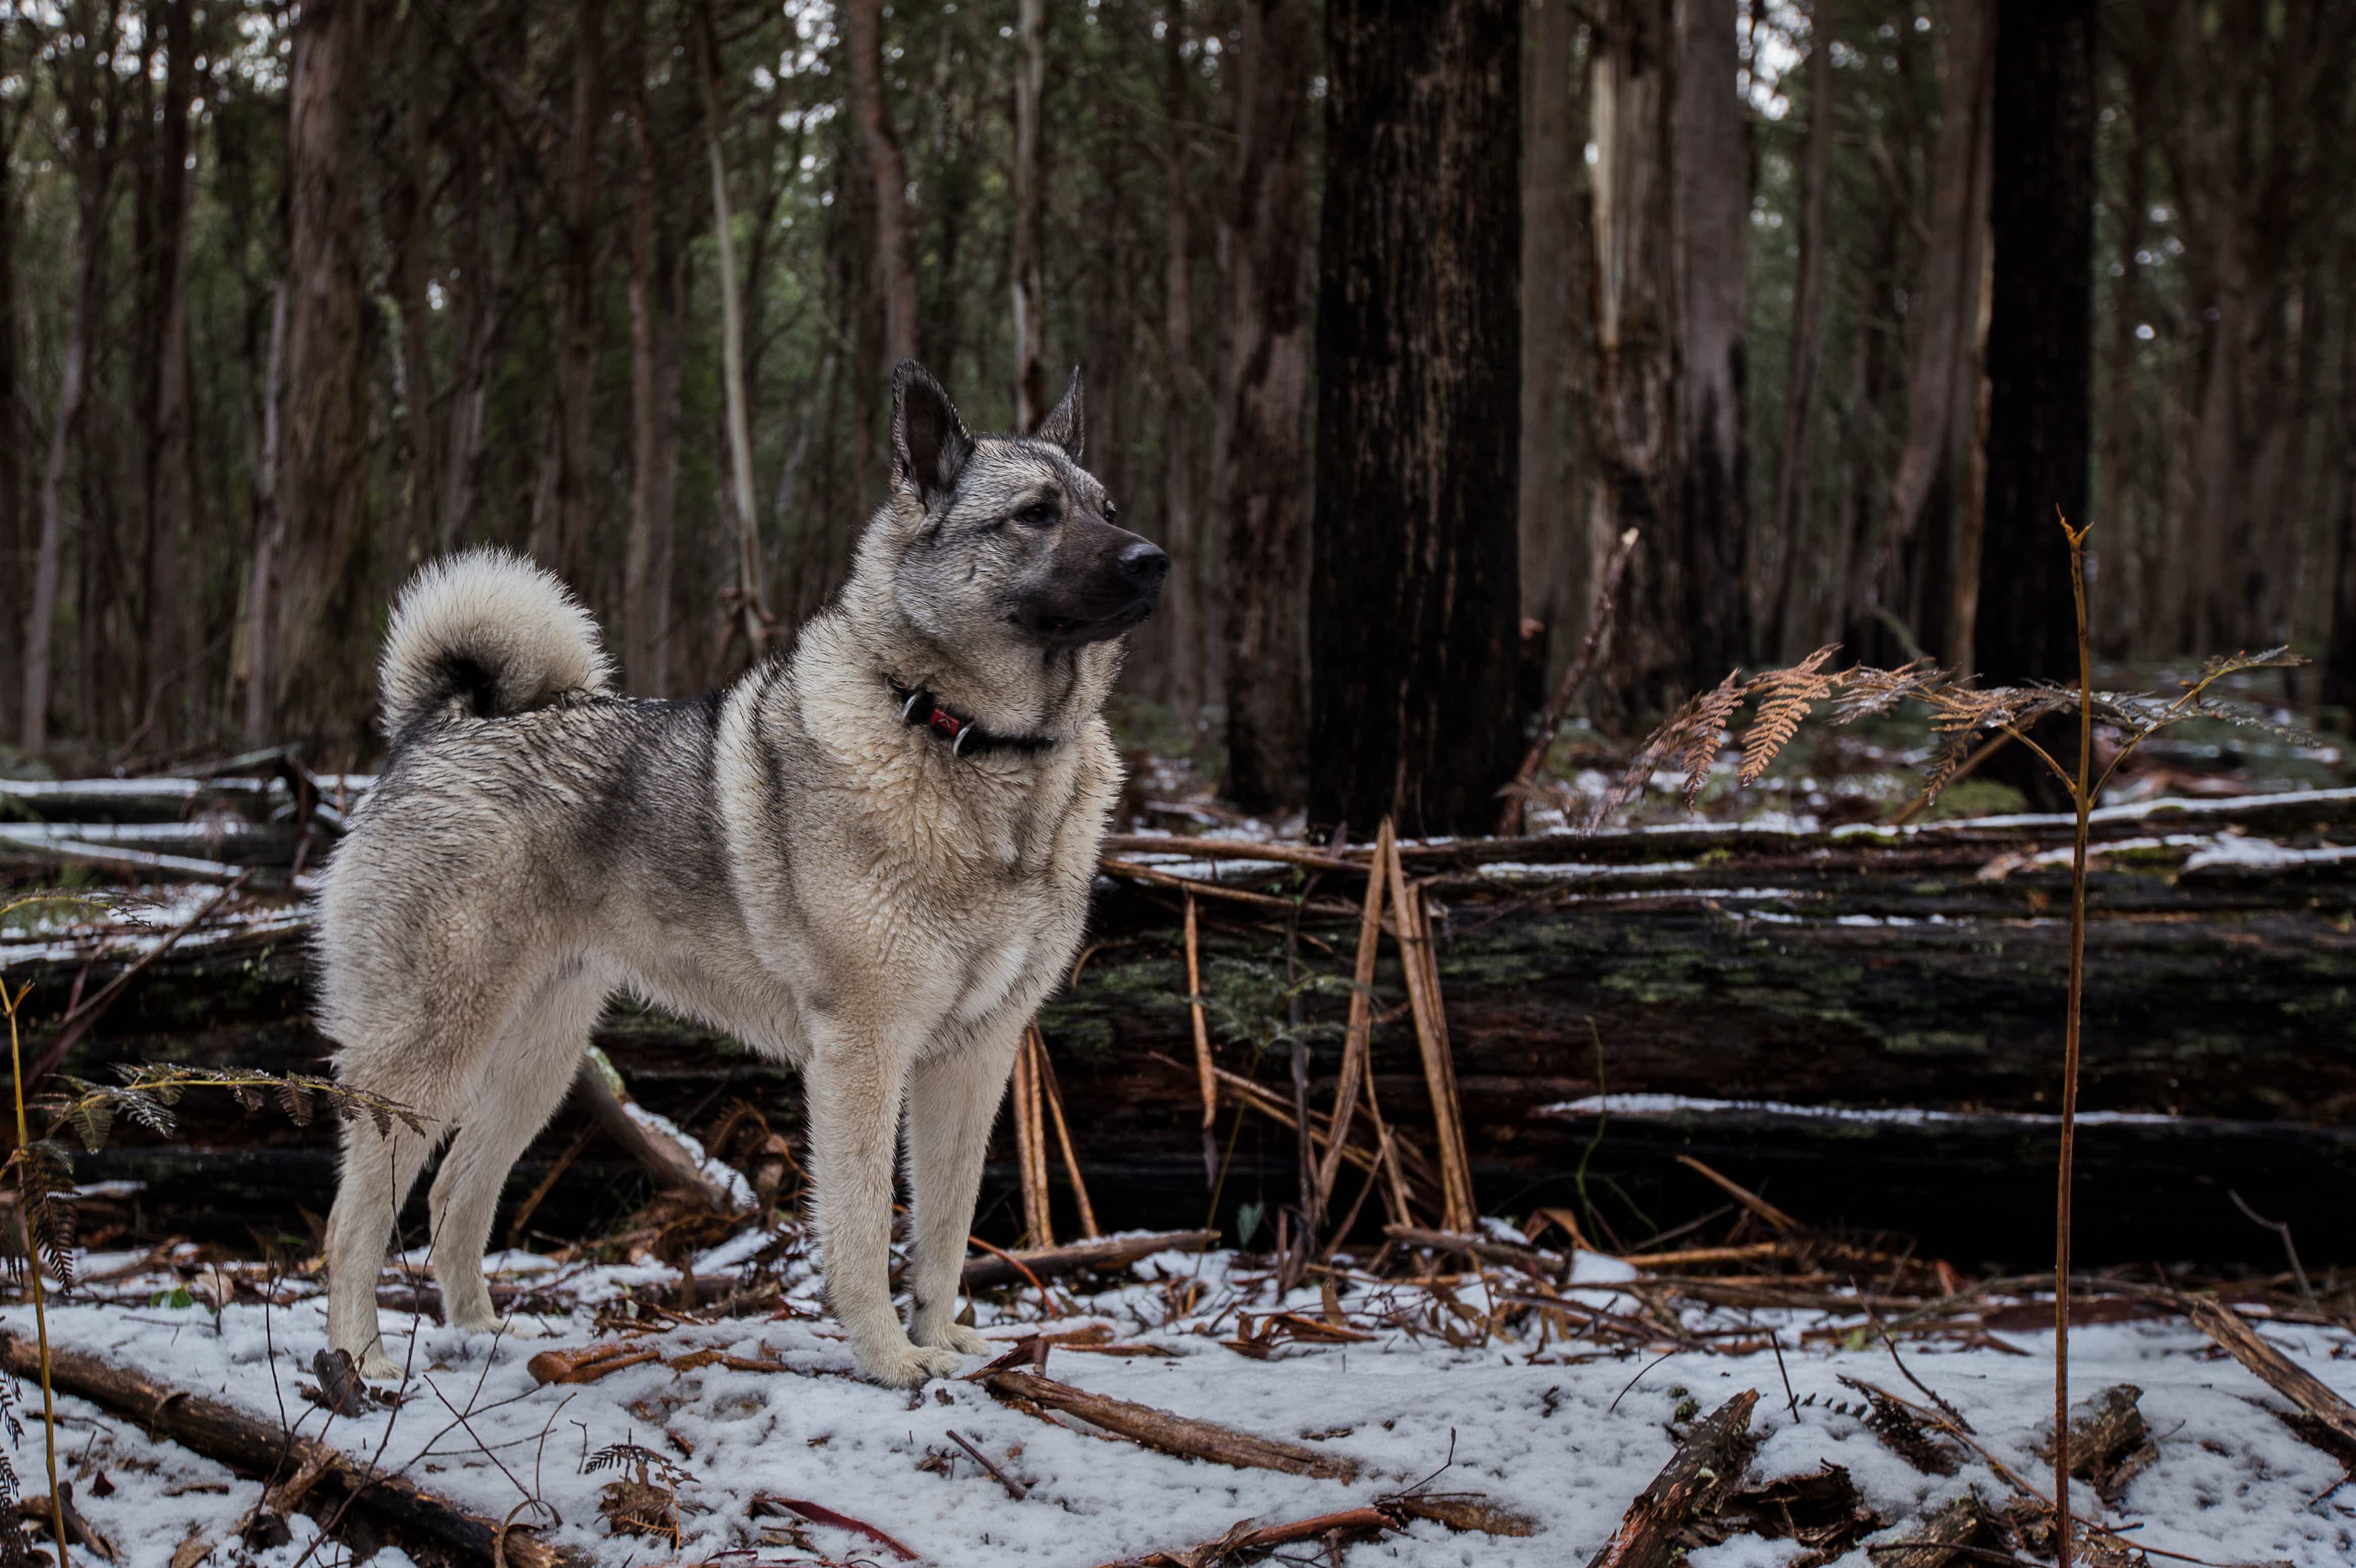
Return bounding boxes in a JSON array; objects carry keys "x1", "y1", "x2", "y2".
[{"x1": 1117, "y1": 540, "x2": 1170, "y2": 597}]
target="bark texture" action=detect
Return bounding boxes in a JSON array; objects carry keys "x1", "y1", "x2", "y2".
[
  {"x1": 846, "y1": 0, "x2": 918, "y2": 368},
  {"x1": 1308, "y1": 0, "x2": 1522, "y2": 836},
  {"x1": 272, "y1": 0, "x2": 376, "y2": 753},
  {"x1": 1586, "y1": 0, "x2": 1750, "y2": 716},
  {"x1": 1012, "y1": 0, "x2": 1049, "y2": 428},
  {"x1": 1219, "y1": 0, "x2": 1317, "y2": 813},
  {"x1": 1519, "y1": 0, "x2": 1588, "y2": 683},
  {"x1": 1976, "y1": 0, "x2": 2093, "y2": 691}
]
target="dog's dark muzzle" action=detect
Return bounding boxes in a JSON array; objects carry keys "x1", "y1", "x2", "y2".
[{"x1": 1013, "y1": 522, "x2": 1169, "y2": 647}]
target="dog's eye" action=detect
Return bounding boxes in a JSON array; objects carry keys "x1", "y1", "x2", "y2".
[
  {"x1": 1016, "y1": 500, "x2": 1060, "y2": 528},
  {"x1": 1103, "y1": 501, "x2": 1118, "y2": 522}
]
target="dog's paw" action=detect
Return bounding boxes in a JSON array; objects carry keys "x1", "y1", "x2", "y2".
[
  {"x1": 858, "y1": 1337, "x2": 968, "y2": 1390},
  {"x1": 917, "y1": 1322, "x2": 992, "y2": 1358},
  {"x1": 355, "y1": 1347, "x2": 405, "y2": 1382}
]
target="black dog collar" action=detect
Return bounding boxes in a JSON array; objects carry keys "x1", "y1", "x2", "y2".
[{"x1": 886, "y1": 677, "x2": 1059, "y2": 760}]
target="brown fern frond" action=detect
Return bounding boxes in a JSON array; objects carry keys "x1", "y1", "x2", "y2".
[
  {"x1": 7, "y1": 1141, "x2": 80, "y2": 1291},
  {"x1": 2178, "y1": 699, "x2": 2322, "y2": 749},
  {"x1": 1739, "y1": 646, "x2": 1843, "y2": 785},
  {"x1": 2193, "y1": 645, "x2": 2302, "y2": 684},
  {"x1": 1679, "y1": 670, "x2": 1748, "y2": 806},
  {"x1": 1589, "y1": 688, "x2": 1709, "y2": 828},
  {"x1": 1830, "y1": 658, "x2": 1944, "y2": 725}
]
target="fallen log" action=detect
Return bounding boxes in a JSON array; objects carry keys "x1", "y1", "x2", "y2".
[
  {"x1": 1584, "y1": 1389, "x2": 1761, "y2": 1568},
  {"x1": 982, "y1": 1368, "x2": 1362, "y2": 1480},
  {"x1": 960, "y1": 1229, "x2": 1216, "y2": 1291},
  {"x1": 0, "y1": 1327, "x2": 587, "y2": 1567},
  {"x1": 18, "y1": 788, "x2": 2356, "y2": 1263}
]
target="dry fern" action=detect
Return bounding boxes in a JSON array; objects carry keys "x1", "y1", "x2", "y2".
[
  {"x1": 1591, "y1": 638, "x2": 2312, "y2": 829},
  {"x1": 1739, "y1": 644, "x2": 1842, "y2": 785}
]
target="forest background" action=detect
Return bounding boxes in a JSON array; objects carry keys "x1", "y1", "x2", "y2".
[{"x1": 3, "y1": 0, "x2": 2352, "y2": 836}]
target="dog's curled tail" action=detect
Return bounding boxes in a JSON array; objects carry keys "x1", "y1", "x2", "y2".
[{"x1": 378, "y1": 548, "x2": 612, "y2": 739}]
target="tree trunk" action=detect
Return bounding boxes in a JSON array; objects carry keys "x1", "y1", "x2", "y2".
[
  {"x1": 1308, "y1": 0, "x2": 1521, "y2": 837},
  {"x1": 1158, "y1": 0, "x2": 1204, "y2": 726},
  {"x1": 134, "y1": 0, "x2": 197, "y2": 753},
  {"x1": 391, "y1": 0, "x2": 439, "y2": 560},
  {"x1": 1519, "y1": 0, "x2": 1586, "y2": 688},
  {"x1": 273, "y1": 0, "x2": 375, "y2": 753},
  {"x1": 698, "y1": 5, "x2": 765, "y2": 665},
  {"x1": 2327, "y1": 241, "x2": 2356, "y2": 714},
  {"x1": 1221, "y1": 0, "x2": 1317, "y2": 814},
  {"x1": 846, "y1": 0, "x2": 917, "y2": 370},
  {"x1": 1863, "y1": 0, "x2": 1992, "y2": 634},
  {"x1": 1976, "y1": 0, "x2": 2092, "y2": 711},
  {"x1": 1671, "y1": 0, "x2": 1749, "y2": 673},
  {"x1": 24, "y1": 27, "x2": 119, "y2": 758},
  {"x1": 1761, "y1": 7, "x2": 1834, "y2": 661},
  {"x1": 626, "y1": 0, "x2": 664, "y2": 692},
  {"x1": 1586, "y1": 0, "x2": 1749, "y2": 714},
  {"x1": 554, "y1": 0, "x2": 606, "y2": 589},
  {"x1": 1012, "y1": 0, "x2": 1049, "y2": 429},
  {"x1": 241, "y1": 284, "x2": 287, "y2": 747}
]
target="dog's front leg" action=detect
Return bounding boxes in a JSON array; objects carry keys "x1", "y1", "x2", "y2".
[
  {"x1": 805, "y1": 1037, "x2": 964, "y2": 1389},
  {"x1": 904, "y1": 1023, "x2": 1027, "y2": 1357}
]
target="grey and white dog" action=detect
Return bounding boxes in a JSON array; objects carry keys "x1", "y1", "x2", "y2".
[{"x1": 318, "y1": 361, "x2": 1165, "y2": 1389}]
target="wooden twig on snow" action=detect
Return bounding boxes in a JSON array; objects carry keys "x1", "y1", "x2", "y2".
[
  {"x1": 1313, "y1": 816, "x2": 1407, "y2": 1227},
  {"x1": 749, "y1": 1495, "x2": 919, "y2": 1561},
  {"x1": 1583, "y1": 1389, "x2": 1761, "y2": 1568},
  {"x1": 0, "y1": 1328, "x2": 587, "y2": 1568},
  {"x1": 959, "y1": 1229, "x2": 1216, "y2": 1291},
  {"x1": 982, "y1": 1368, "x2": 1362, "y2": 1480},
  {"x1": 2180, "y1": 1293, "x2": 2356, "y2": 1452}
]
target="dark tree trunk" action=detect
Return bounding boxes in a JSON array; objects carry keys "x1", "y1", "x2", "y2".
[
  {"x1": 553, "y1": 0, "x2": 606, "y2": 588},
  {"x1": 1012, "y1": 0, "x2": 1049, "y2": 429},
  {"x1": 1308, "y1": 0, "x2": 1522, "y2": 838},
  {"x1": 1762, "y1": 5, "x2": 1835, "y2": 661},
  {"x1": 1519, "y1": 0, "x2": 1586, "y2": 685},
  {"x1": 2328, "y1": 242, "x2": 2356, "y2": 714},
  {"x1": 1671, "y1": 0, "x2": 1749, "y2": 675},
  {"x1": 1220, "y1": 0, "x2": 1317, "y2": 813},
  {"x1": 133, "y1": 0, "x2": 197, "y2": 752},
  {"x1": 273, "y1": 0, "x2": 375, "y2": 754},
  {"x1": 846, "y1": 0, "x2": 918, "y2": 370},
  {"x1": 1159, "y1": 0, "x2": 1204, "y2": 725},
  {"x1": 1586, "y1": 0, "x2": 1749, "y2": 718},
  {"x1": 1977, "y1": 0, "x2": 2092, "y2": 805}
]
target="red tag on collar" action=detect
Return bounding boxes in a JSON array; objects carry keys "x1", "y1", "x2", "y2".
[{"x1": 927, "y1": 707, "x2": 964, "y2": 739}]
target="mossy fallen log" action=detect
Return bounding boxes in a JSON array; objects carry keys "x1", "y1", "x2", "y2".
[{"x1": 9, "y1": 794, "x2": 2352, "y2": 1263}]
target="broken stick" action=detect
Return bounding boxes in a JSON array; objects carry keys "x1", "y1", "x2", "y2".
[
  {"x1": 0, "y1": 1328, "x2": 587, "y2": 1568},
  {"x1": 959, "y1": 1229, "x2": 1216, "y2": 1292},
  {"x1": 2180, "y1": 1293, "x2": 2356, "y2": 1452},
  {"x1": 1584, "y1": 1389, "x2": 1761, "y2": 1568},
  {"x1": 984, "y1": 1368, "x2": 1361, "y2": 1480}
]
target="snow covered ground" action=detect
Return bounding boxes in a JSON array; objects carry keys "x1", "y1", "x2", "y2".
[{"x1": 11, "y1": 1236, "x2": 2352, "y2": 1567}]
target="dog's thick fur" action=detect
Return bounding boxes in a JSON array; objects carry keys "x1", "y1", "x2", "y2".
[{"x1": 319, "y1": 363, "x2": 1164, "y2": 1389}]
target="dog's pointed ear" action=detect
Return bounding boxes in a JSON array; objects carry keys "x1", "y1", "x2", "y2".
[
  {"x1": 892, "y1": 360, "x2": 974, "y2": 505},
  {"x1": 1033, "y1": 366, "x2": 1085, "y2": 462}
]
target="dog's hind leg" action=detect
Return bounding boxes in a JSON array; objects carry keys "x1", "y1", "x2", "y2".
[
  {"x1": 805, "y1": 1036, "x2": 964, "y2": 1389},
  {"x1": 325, "y1": 1111, "x2": 444, "y2": 1381},
  {"x1": 428, "y1": 966, "x2": 606, "y2": 1335},
  {"x1": 904, "y1": 1023, "x2": 1026, "y2": 1358}
]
